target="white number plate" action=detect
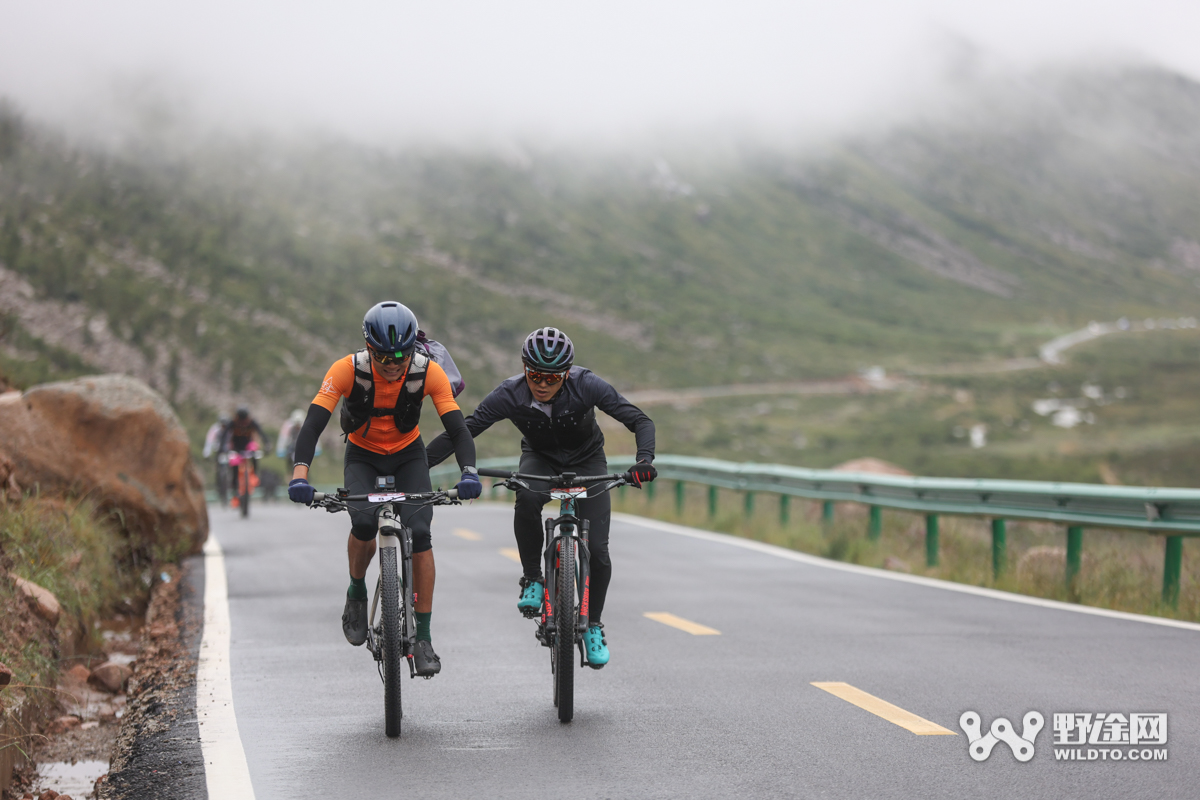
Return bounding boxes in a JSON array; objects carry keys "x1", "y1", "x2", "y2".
[
  {"x1": 367, "y1": 492, "x2": 407, "y2": 502},
  {"x1": 550, "y1": 487, "x2": 588, "y2": 500}
]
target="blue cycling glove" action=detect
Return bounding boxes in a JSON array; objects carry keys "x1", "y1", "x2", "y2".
[
  {"x1": 288, "y1": 478, "x2": 315, "y2": 504},
  {"x1": 455, "y1": 471, "x2": 482, "y2": 500}
]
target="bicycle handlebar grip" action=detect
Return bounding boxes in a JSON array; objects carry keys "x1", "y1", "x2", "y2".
[
  {"x1": 445, "y1": 488, "x2": 459, "y2": 499},
  {"x1": 477, "y1": 468, "x2": 513, "y2": 478},
  {"x1": 310, "y1": 492, "x2": 327, "y2": 503}
]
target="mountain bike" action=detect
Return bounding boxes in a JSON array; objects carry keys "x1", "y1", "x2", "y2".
[
  {"x1": 309, "y1": 479, "x2": 460, "y2": 737},
  {"x1": 478, "y1": 467, "x2": 630, "y2": 723},
  {"x1": 228, "y1": 444, "x2": 262, "y2": 518}
]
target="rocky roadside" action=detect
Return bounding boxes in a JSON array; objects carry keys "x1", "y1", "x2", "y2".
[{"x1": 98, "y1": 557, "x2": 205, "y2": 800}]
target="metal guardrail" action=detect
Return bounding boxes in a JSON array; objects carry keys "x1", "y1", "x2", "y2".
[{"x1": 432, "y1": 454, "x2": 1195, "y2": 608}]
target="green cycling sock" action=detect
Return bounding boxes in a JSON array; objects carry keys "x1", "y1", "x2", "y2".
[
  {"x1": 348, "y1": 576, "x2": 368, "y2": 600},
  {"x1": 415, "y1": 611, "x2": 432, "y2": 643}
]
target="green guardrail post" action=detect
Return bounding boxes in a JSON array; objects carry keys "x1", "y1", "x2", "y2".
[
  {"x1": 992, "y1": 518, "x2": 1007, "y2": 579},
  {"x1": 822, "y1": 501, "x2": 835, "y2": 525},
  {"x1": 675, "y1": 480, "x2": 685, "y2": 515},
  {"x1": 744, "y1": 491, "x2": 755, "y2": 518},
  {"x1": 1163, "y1": 535, "x2": 1183, "y2": 608},
  {"x1": 708, "y1": 485, "x2": 718, "y2": 519},
  {"x1": 646, "y1": 480, "x2": 656, "y2": 501},
  {"x1": 1066, "y1": 526, "x2": 1083, "y2": 590},
  {"x1": 868, "y1": 506, "x2": 882, "y2": 541},
  {"x1": 926, "y1": 514, "x2": 939, "y2": 567},
  {"x1": 779, "y1": 494, "x2": 790, "y2": 525}
]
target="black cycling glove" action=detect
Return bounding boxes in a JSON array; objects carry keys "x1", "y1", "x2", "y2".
[{"x1": 629, "y1": 460, "x2": 657, "y2": 488}]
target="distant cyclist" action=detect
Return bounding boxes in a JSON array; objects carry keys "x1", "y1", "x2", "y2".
[
  {"x1": 276, "y1": 408, "x2": 317, "y2": 470},
  {"x1": 286, "y1": 301, "x2": 481, "y2": 676},
  {"x1": 426, "y1": 326, "x2": 656, "y2": 668},
  {"x1": 223, "y1": 407, "x2": 269, "y2": 504},
  {"x1": 203, "y1": 414, "x2": 232, "y2": 505}
]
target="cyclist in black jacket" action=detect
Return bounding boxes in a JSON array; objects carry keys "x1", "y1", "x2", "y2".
[{"x1": 426, "y1": 327, "x2": 656, "y2": 668}]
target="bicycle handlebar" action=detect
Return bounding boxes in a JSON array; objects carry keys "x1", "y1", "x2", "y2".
[
  {"x1": 476, "y1": 468, "x2": 633, "y2": 491},
  {"x1": 310, "y1": 488, "x2": 459, "y2": 509}
]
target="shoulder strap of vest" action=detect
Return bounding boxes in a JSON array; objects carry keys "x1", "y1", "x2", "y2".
[
  {"x1": 352, "y1": 349, "x2": 373, "y2": 390},
  {"x1": 404, "y1": 351, "x2": 429, "y2": 395}
]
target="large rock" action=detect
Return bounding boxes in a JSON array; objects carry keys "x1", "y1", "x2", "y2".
[
  {"x1": 89, "y1": 662, "x2": 133, "y2": 694},
  {"x1": 0, "y1": 376, "x2": 207, "y2": 555},
  {"x1": 10, "y1": 575, "x2": 61, "y2": 626}
]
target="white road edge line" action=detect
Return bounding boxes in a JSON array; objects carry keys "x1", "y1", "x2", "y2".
[
  {"x1": 614, "y1": 513, "x2": 1200, "y2": 633},
  {"x1": 198, "y1": 535, "x2": 257, "y2": 799}
]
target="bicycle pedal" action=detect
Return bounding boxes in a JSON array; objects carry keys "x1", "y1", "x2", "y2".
[{"x1": 520, "y1": 608, "x2": 539, "y2": 619}]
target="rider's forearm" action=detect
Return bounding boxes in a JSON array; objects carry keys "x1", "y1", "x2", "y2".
[
  {"x1": 437, "y1": 409, "x2": 476, "y2": 471},
  {"x1": 293, "y1": 403, "x2": 332, "y2": 469}
]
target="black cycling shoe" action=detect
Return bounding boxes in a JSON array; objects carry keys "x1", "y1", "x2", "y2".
[
  {"x1": 342, "y1": 594, "x2": 368, "y2": 646},
  {"x1": 412, "y1": 640, "x2": 442, "y2": 677}
]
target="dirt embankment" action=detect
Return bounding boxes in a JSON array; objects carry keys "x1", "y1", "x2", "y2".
[{"x1": 0, "y1": 374, "x2": 208, "y2": 798}]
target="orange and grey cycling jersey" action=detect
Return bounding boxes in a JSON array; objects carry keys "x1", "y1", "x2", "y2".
[{"x1": 311, "y1": 354, "x2": 460, "y2": 455}]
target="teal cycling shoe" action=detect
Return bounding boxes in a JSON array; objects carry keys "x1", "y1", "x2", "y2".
[
  {"x1": 583, "y1": 623, "x2": 609, "y2": 669},
  {"x1": 517, "y1": 577, "x2": 544, "y2": 618}
]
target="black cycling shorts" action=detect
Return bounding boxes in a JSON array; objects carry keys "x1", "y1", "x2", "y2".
[{"x1": 343, "y1": 439, "x2": 434, "y2": 553}]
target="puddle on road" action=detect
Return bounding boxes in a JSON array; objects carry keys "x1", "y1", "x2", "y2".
[{"x1": 36, "y1": 759, "x2": 108, "y2": 797}]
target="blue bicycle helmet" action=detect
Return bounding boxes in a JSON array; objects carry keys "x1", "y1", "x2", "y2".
[
  {"x1": 522, "y1": 327, "x2": 574, "y2": 371},
  {"x1": 363, "y1": 301, "x2": 419, "y2": 357}
]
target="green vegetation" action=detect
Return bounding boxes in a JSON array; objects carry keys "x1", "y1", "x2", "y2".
[
  {"x1": 2, "y1": 65, "x2": 1200, "y2": 489},
  {"x1": 614, "y1": 486, "x2": 1200, "y2": 622},
  {"x1": 0, "y1": 497, "x2": 139, "y2": 715}
]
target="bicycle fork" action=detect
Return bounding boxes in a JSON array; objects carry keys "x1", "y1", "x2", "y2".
[
  {"x1": 369, "y1": 505, "x2": 418, "y2": 679},
  {"x1": 538, "y1": 514, "x2": 591, "y2": 656}
]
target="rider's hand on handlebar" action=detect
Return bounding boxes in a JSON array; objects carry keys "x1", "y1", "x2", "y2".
[
  {"x1": 288, "y1": 478, "x2": 315, "y2": 504},
  {"x1": 455, "y1": 471, "x2": 483, "y2": 500},
  {"x1": 628, "y1": 461, "x2": 657, "y2": 488}
]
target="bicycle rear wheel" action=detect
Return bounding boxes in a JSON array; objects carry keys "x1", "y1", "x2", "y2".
[
  {"x1": 379, "y1": 545, "x2": 404, "y2": 737},
  {"x1": 554, "y1": 535, "x2": 576, "y2": 723}
]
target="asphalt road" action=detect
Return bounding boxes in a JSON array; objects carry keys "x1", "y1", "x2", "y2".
[{"x1": 212, "y1": 501, "x2": 1200, "y2": 799}]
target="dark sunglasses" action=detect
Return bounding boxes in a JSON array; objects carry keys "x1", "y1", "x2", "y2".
[
  {"x1": 369, "y1": 348, "x2": 412, "y2": 367},
  {"x1": 525, "y1": 367, "x2": 568, "y2": 386}
]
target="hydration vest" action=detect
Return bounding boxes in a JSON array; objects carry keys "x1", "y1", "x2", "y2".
[{"x1": 339, "y1": 349, "x2": 430, "y2": 439}]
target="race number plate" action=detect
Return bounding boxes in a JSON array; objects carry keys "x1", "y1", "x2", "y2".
[
  {"x1": 367, "y1": 492, "x2": 407, "y2": 502},
  {"x1": 550, "y1": 487, "x2": 588, "y2": 500}
]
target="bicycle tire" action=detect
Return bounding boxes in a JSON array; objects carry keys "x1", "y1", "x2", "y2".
[
  {"x1": 379, "y1": 545, "x2": 404, "y2": 737},
  {"x1": 555, "y1": 535, "x2": 575, "y2": 723},
  {"x1": 239, "y1": 469, "x2": 250, "y2": 518}
]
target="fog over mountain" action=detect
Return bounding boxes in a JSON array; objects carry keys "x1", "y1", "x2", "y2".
[{"x1": 3, "y1": 1, "x2": 1200, "y2": 146}]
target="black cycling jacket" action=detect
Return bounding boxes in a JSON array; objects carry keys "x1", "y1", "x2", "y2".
[{"x1": 425, "y1": 367, "x2": 655, "y2": 468}]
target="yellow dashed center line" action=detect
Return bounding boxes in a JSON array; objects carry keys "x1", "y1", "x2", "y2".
[
  {"x1": 453, "y1": 528, "x2": 482, "y2": 541},
  {"x1": 499, "y1": 547, "x2": 522, "y2": 564},
  {"x1": 811, "y1": 682, "x2": 956, "y2": 736},
  {"x1": 643, "y1": 612, "x2": 720, "y2": 635}
]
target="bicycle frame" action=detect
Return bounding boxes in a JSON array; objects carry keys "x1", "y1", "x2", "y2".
[
  {"x1": 477, "y1": 469, "x2": 631, "y2": 658},
  {"x1": 309, "y1": 487, "x2": 459, "y2": 680}
]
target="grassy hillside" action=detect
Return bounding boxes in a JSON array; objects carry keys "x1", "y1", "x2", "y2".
[{"x1": 2, "y1": 64, "x2": 1200, "y2": 484}]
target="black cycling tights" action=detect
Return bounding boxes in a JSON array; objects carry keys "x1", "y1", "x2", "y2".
[
  {"x1": 343, "y1": 440, "x2": 434, "y2": 553},
  {"x1": 512, "y1": 451, "x2": 612, "y2": 625}
]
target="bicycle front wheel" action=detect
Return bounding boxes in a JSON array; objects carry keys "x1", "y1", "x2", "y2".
[
  {"x1": 554, "y1": 535, "x2": 576, "y2": 723},
  {"x1": 239, "y1": 469, "x2": 250, "y2": 518},
  {"x1": 379, "y1": 545, "x2": 404, "y2": 737}
]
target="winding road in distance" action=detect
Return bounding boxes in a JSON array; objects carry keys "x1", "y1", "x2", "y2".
[{"x1": 205, "y1": 502, "x2": 1199, "y2": 799}]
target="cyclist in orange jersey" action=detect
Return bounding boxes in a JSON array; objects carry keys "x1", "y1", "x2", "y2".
[{"x1": 286, "y1": 301, "x2": 481, "y2": 676}]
